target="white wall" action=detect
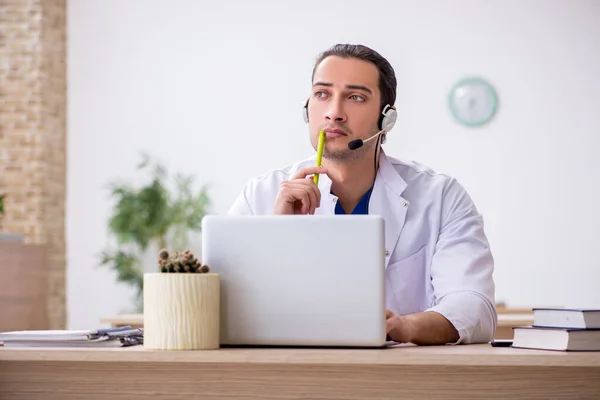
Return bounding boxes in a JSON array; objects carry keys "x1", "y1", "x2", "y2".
[{"x1": 67, "y1": 0, "x2": 600, "y2": 329}]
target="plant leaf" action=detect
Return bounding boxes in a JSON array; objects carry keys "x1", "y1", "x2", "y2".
[
  {"x1": 100, "y1": 152, "x2": 212, "y2": 306},
  {"x1": 99, "y1": 249, "x2": 143, "y2": 296}
]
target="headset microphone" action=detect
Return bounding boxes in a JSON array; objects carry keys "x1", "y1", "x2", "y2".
[
  {"x1": 347, "y1": 129, "x2": 388, "y2": 186},
  {"x1": 347, "y1": 130, "x2": 385, "y2": 150}
]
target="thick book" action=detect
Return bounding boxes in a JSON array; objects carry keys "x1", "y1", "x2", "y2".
[
  {"x1": 532, "y1": 308, "x2": 600, "y2": 329},
  {"x1": 512, "y1": 326, "x2": 600, "y2": 351}
]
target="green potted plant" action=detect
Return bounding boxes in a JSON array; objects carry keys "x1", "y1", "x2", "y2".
[
  {"x1": 99, "y1": 153, "x2": 211, "y2": 312},
  {"x1": 0, "y1": 193, "x2": 23, "y2": 242},
  {"x1": 143, "y1": 248, "x2": 219, "y2": 350},
  {"x1": 0, "y1": 193, "x2": 5, "y2": 229}
]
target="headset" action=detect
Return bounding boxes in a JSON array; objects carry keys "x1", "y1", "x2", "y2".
[{"x1": 302, "y1": 97, "x2": 397, "y2": 143}]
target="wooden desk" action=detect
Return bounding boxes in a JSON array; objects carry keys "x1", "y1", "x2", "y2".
[
  {"x1": 101, "y1": 313, "x2": 535, "y2": 340},
  {"x1": 1, "y1": 344, "x2": 599, "y2": 399},
  {"x1": 100, "y1": 314, "x2": 143, "y2": 328},
  {"x1": 0, "y1": 242, "x2": 48, "y2": 332},
  {"x1": 495, "y1": 313, "x2": 534, "y2": 339}
]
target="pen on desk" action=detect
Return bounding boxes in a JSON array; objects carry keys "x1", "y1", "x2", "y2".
[{"x1": 313, "y1": 130, "x2": 326, "y2": 185}]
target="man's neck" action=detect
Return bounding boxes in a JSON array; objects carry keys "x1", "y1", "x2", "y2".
[{"x1": 324, "y1": 152, "x2": 379, "y2": 213}]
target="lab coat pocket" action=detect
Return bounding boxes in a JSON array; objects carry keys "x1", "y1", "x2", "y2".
[{"x1": 385, "y1": 245, "x2": 429, "y2": 315}]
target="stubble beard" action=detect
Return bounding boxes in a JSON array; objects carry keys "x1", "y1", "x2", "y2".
[
  {"x1": 324, "y1": 143, "x2": 367, "y2": 162},
  {"x1": 313, "y1": 125, "x2": 380, "y2": 164}
]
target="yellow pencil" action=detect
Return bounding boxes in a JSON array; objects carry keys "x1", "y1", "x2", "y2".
[{"x1": 314, "y1": 130, "x2": 326, "y2": 185}]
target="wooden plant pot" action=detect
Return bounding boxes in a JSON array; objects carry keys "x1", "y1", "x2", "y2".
[{"x1": 143, "y1": 273, "x2": 220, "y2": 350}]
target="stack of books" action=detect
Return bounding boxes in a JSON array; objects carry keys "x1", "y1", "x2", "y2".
[
  {"x1": 0, "y1": 326, "x2": 143, "y2": 348},
  {"x1": 512, "y1": 308, "x2": 600, "y2": 351}
]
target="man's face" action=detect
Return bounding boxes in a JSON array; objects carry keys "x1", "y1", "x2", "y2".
[{"x1": 308, "y1": 56, "x2": 381, "y2": 162}]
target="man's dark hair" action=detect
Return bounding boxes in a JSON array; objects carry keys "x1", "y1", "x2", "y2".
[{"x1": 311, "y1": 44, "x2": 397, "y2": 111}]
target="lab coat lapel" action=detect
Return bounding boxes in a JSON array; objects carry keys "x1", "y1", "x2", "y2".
[
  {"x1": 315, "y1": 173, "x2": 336, "y2": 215},
  {"x1": 369, "y1": 151, "x2": 409, "y2": 268}
]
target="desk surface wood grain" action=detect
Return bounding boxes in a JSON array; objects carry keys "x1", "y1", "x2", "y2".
[
  {"x1": 0, "y1": 343, "x2": 597, "y2": 367},
  {"x1": 2, "y1": 345, "x2": 599, "y2": 399}
]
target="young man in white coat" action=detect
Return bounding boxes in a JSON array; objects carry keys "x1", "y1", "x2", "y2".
[{"x1": 228, "y1": 44, "x2": 497, "y2": 345}]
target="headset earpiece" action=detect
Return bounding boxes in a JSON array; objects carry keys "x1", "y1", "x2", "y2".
[
  {"x1": 378, "y1": 104, "x2": 397, "y2": 132},
  {"x1": 302, "y1": 98, "x2": 309, "y2": 123}
]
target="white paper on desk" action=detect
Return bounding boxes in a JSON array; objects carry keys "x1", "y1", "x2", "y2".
[
  {"x1": 1, "y1": 338, "x2": 124, "y2": 348},
  {"x1": 0, "y1": 330, "x2": 97, "y2": 342}
]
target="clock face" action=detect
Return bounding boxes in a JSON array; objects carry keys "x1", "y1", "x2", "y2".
[{"x1": 448, "y1": 77, "x2": 498, "y2": 127}]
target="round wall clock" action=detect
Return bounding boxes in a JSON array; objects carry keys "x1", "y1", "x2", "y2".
[{"x1": 448, "y1": 77, "x2": 498, "y2": 127}]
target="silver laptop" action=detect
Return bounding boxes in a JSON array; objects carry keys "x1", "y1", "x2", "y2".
[{"x1": 201, "y1": 214, "x2": 387, "y2": 347}]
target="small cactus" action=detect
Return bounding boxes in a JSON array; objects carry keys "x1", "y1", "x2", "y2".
[{"x1": 157, "y1": 248, "x2": 211, "y2": 273}]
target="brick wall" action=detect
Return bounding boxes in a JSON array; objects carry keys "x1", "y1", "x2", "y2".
[{"x1": 0, "y1": 0, "x2": 67, "y2": 329}]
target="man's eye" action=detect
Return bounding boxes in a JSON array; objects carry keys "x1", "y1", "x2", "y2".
[
  {"x1": 350, "y1": 95, "x2": 365, "y2": 102},
  {"x1": 315, "y1": 91, "x2": 327, "y2": 98}
]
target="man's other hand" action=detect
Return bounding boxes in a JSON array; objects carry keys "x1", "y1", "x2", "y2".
[
  {"x1": 386, "y1": 308, "x2": 460, "y2": 345},
  {"x1": 385, "y1": 309, "x2": 412, "y2": 343}
]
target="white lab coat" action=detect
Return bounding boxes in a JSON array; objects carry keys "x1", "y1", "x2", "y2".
[{"x1": 228, "y1": 150, "x2": 497, "y2": 344}]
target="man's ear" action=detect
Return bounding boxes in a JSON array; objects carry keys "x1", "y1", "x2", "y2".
[{"x1": 302, "y1": 98, "x2": 309, "y2": 123}]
